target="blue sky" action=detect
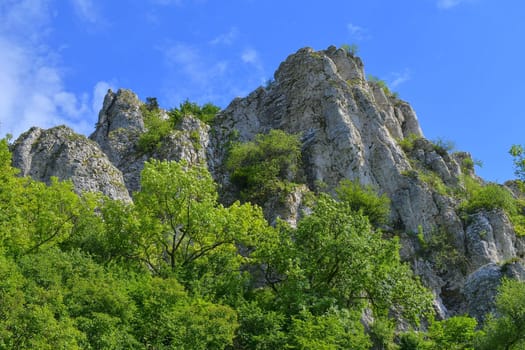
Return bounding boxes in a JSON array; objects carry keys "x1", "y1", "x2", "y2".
[{"x1": 1, "y1": 0, "x2": 524, "y2": 182}]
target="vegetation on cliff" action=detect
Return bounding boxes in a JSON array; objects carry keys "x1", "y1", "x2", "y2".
[{"x1": 2, "y1": 134, "x2": 525, "y2": 349}]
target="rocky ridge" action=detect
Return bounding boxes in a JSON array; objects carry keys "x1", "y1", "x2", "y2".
[{"x1": 10, "y1": 46, "x2": 525, "y2": 322}]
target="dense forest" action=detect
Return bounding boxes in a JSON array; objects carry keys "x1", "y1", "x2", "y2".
[{"x1": 1, "y1": 127, "x2": 525, "y2": 349}]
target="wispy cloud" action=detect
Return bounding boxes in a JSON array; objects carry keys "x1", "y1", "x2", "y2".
[
  {"x1": 161, "y1": 42, "x2": 233, "y2": 104},
  {"x1": 150, "y1": 0, "x2": 183, "y2": 6},
  {"x1": 160, "y1": 42, "x2": 267, "y2": 106},
  {"x1": 0, "y1": 0, "x2": 112, "y2": 138},
  {"x1": 347, "y1": 22, "x2": 368, "y2": 41},
  {"x1": 437, "y1": 0, "x2": 471, "y2": 9},
  {"x1": 210, "y1": 27, "x2": 239, "y2": 46},
  {"x1": 388, "y1": 69, "x2": 411, "y2": 89},
  {"x1": 71, "y1": 0, "x2": 99, "y2": 23},
  {"x1": 241, "y1": 48, "x2": 258, "y2": 65}
]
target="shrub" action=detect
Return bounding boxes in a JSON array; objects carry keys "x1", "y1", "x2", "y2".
[
  {"x1": 137, "y1": 104, "x2": 171, "y2": 153},
  {"x1": 367, "y1": 75, "x2": 396, "y2": 97},
  {"x1": 335, "y1": 179, "x2": 391, "y2": 227},
  {"x1": 398, "y1": 133, "x2": 422, "y2": 153},
  {"x1": 226, "y1": 130, "x2": 302, "y2": 204},
  {"x1": 419, "y1": 170, "x2": 449, "y2": 196},
  {"x1": 340, "y1": 43, "x2": 359, "y2": 55},
  {"x1": 462, "y1": 182, "x2": 517, "y2": 215},
  {"x1": 432, "y1": 137, "x2": 455, "y2": 156},
  {"x1": 509, "y1": 144, "x2": 525, "y2": 181},
  {"x1": 169, "y1": 100, "x2": 220, "y2": 126}
]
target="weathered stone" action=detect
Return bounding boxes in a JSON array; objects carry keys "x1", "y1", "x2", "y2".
[
  {"x1": 465, "y1": 210, "x2": 518, "y2": 270},
  {"x1": 10, "y1": 46, "x2": 525, "y2": 325},
  {"x1": 11, "y1": 125, "x2": 130, "y2": 201},
  {"x1": 90, "y1": 89, "x2": 209, "y2": 194},
  {"x1": 463, "y1": 263, "x2": 503, "y2": 322}
]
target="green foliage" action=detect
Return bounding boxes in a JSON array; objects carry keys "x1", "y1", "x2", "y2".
[
  {"x1": 260, "y1": 193, "x2": 433, "y2": 325},
  {"x1": 10, "y1": 134, "x2": 525, "y2": 348},
  {"x1": 461, "y1": 181, "x2": 517, "y2": 215},
  {"x1": 145, "y1": 96, "x2": 159, "y2": 111},
  {"x1": 509, "y1": 144, "x2": 525, "y2": 181},
  {"x1": 168, "y1": 99, "x2": 220, "y2": 125},
  {"x1": 288, "y1": 308, "x2": 371, "y2": 350},
  {"x1": 368, "y1": 74, "x2": 397, "y2": 97},
  {"x1": 137, "y1": 104, "x2": 171, "y2": 153},
  {"x1": 397, "y1": 316, "x2": 481, "y2": 350},
  {"x1": 226, "y1": 129, "x2": 302, "y2": 204},
  {"x1": 458, "y1": 155, "x2": 483, "y2": 173},
  {"x1": 432, "y1": 137, "x2": 455, "y2": 156},
  {"x1": 335, "y1": 179, "x2": 391, "y2": 227},
  {"x1": 369, "y1": 318, "x2": 397, "y2": 350},
  {"x1": 340, "y1": 43, "x2": 359, "y2": 55},
  {"x1": 477, "y1": 279, "x2": 525, "y2": 349},
  {"x1": 130, "y1": 276, "x2": 238, "y2": 349},
  {"x1": 418, "y1": 170, "x2": 449, "y2": 196},
  {"x1": 137, "y1": 99, "x2": 220, "y2": 153},
  {"x1": 398, "y1": 133, "x2": 423, "y2": 153},
  {"x1": 134, "y1": 159, "x2": 272, "y2": 285},
  {"x1": 427, "y1": 316, "x2": 479, "y2": 349},
  {"x1": 417, "y1": 226, "x2": 466, "y2": 273}
]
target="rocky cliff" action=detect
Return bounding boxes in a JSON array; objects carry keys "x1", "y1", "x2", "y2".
[{"x1": 10, "y1": 46, "x2": 525, "y2": 322}]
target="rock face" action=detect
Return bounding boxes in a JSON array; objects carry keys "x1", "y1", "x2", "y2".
[
  {"x1": 89, "y1": 88, "x2": 209, "y2": 194},
  {"x1": 11, "y1": 125, "x2": 130, "y2": 201},
  {"x1": 10, "y1": 47, "x2": 525, "y2": 322},
  {"x1": 209, "y1": 46, "x2": 525, "y2": 319}
]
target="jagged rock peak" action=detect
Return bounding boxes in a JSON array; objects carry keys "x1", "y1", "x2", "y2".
[
  {"x1": 93, "y1": 88, "x2": 145, "y2": 137},
  {"x1": 11, "y1": 125, "x2": 130, "y2": 202},
  {"x1": 212, "y1": 46, "x2": 427, "y2": 222},
  {"x1": 88, "y1": 88, "x2": 211, "y2": 194}
]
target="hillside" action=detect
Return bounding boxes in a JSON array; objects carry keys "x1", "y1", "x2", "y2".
[{"x1": 4, "y1": 46, "x2": 525, "y2": 349}]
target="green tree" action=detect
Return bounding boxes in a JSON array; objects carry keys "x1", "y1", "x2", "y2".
[
  {"x1": 335, "y1": 179, "x2": 391, "y2": 227},
  {"x1": 287, "y1": 308, "x2": 371, "y2": 350},
  {"x1": 340, "y1": 43, "x2": 359, "y2": 55},
  {"x1": 260, "y1": 193, "x2": 432, "y2": 324},
  {"x1": 0, "y1": 141, "x2": 88, "y2": 257},
  {"x1": 168, "y1": 99, "x2": 220, "y2": 125},
  {"x1": 427, "y1": 316, "x2": 479, "y2": 350},
  {"x1": 509, "y1": 144, "x2": 525, "y2": 181},
  {"x1": 137, "y1": 104, "x2": 172, "y2": 153},
  {"x1": 130, "y1": 276, "x2": 237, "y2": 350},
  {"x1": 134, "y1": 159, "x2": 273, "y2": 295},
  {"x1": 477, "y1": 279, "x2": 525, "y2": 350},
  {"x1": 226, "y1": 129, "x2": 302, "y2": 204}
]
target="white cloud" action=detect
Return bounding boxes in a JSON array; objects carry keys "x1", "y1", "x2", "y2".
[
  {"x1": 437, "y1": 0, "x2": 470, "y2": 9},
  {"x1": 388, "y1": 69, "x2": 411, "y2": 89},
  {"x1": 161, "y1": 42, "x2": 234, "y2": 104},
  {"x1": 151, "y1": 0, "x2": 183, "y2": 6},
  {"x1": 210, "y1": 27, "x2": 239, "y2": 46},
  {"x1": 347, "y1": 22, "x2": 368, "y2": 41},
  {"x1": 0, "y1": 0, "x2": 112, "y2": 138},
  {"x1": 160, "y1": 42, "x2": 266, "y2": 106},
  {"x1": 241, "y1": 48, "x2": 259, "y2": 64},
  {"x1": 71, "y1": 0, "x2": 99, "y2": 23}
]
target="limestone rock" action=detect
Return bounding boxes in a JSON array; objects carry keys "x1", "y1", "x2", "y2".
[
  {"x1": 11, "y1": 126, "x2": 130, "y2": 201},
  {"x1": 211, "y1": 46, "x2": 459, "y2": 234},
  {"x1": 209, "y1": 46, "x2": 525, "y2": 319},
  {"x1": 463, "y1": 263, "x2": 502, "y2": 322},
  {"x1": 90, "y1": 89, "x2": 209, "y2": 194},
  {"x1": 89, "y1": 89, "x2": 147, "y2": 193},
  {"x1": 465, "y1": 210, "x2": 520, "y2": 269}
]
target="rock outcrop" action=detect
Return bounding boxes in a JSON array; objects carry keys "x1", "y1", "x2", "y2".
[
  {"x1": 209, "y1": 46, "x2": 525, "y2": 318},
  {"x1": 11, "y1": 125, "x2": 130, "y2": 201},
  {"x1": 10, "y1": 46, "x2": 525, "y2": 323},
  {"x1": 89, "y1": 88, "x2": 210, "y2": 194}
]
